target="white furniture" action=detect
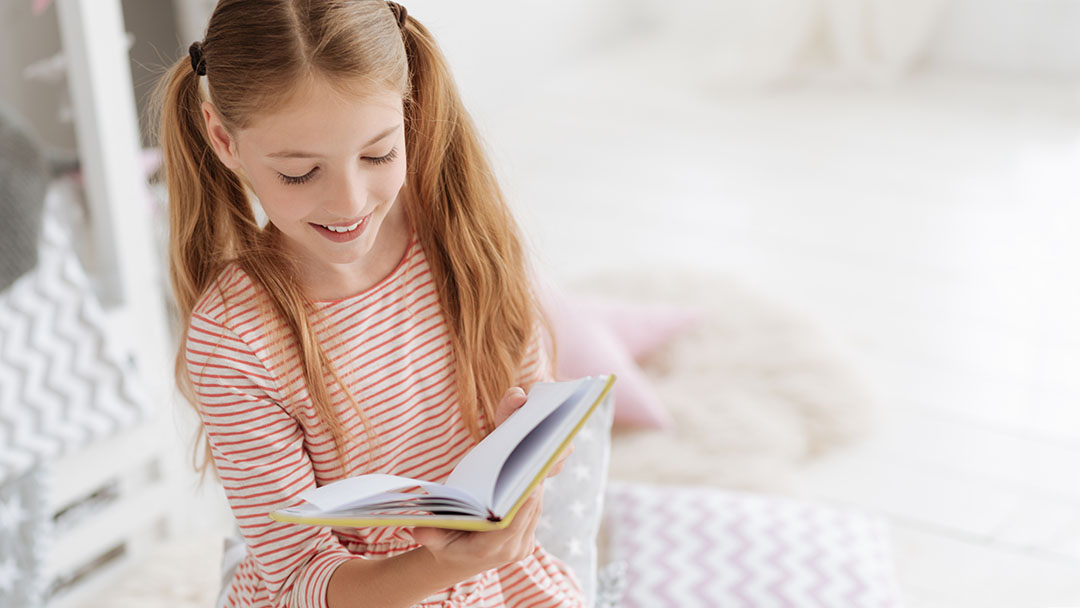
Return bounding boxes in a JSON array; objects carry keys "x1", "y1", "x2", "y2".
[{"x1": 22, "y1": 1, "x2": 180, "y2": 605}]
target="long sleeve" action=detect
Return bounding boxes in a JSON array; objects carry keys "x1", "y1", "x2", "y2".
[
  {"x1": 186, "y1": 311, "x2": 358, "y2": 607},
  {"x1": 183, "y1": 259, "x2": 585, "y2": 607}
]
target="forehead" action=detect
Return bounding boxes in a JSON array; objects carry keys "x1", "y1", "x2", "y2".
[{"x1": 239, "y1": 78, "x2": 404, "y2": 154}]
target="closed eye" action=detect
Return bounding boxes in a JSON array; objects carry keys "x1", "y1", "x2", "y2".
[
  {"x1": 278, "y1": 167, "x2": 318, "y2": 186},
  {"x1": 277, "y1": 147, "x2": 398, "y2": 186},
  {"x1": 367, "y1": 147, "x2": 398, "y2": 166}
]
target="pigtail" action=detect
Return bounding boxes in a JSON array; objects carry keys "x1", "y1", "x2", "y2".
[
  {"x1": 153, "y1": 56, "x2": 262, "y2": 473},
  {"x1": 154, "y1": 53, "x2": 373, "y2": 477},
  {"x1": 400, "y1": 16, "x2": 542, "y2": 438},
  {"x1": 155, "y1": 58, "x2": 257, "y2": 322}
]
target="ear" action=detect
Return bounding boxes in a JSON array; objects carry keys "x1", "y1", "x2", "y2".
[{"x1": 201, "y1": 101, "x2": 242, "y2": 171}]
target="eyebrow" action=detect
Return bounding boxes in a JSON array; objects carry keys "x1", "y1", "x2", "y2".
[{"x1": 266, "y1": 125, "x2": 400, "y2": 159}]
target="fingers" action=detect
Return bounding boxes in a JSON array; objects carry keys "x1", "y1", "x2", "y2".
[
  {"x1": 416, "y1": 487, "x2": 545, "y2": 571},
  {"x1": 547, "y1": 460, "x2": 566, "y2": 477},
  {"x1": 411, "y1": 526, "x2": 435, "y2": 547},
  {"x1": 515, "y1": 486, "x2": 544, "y2": 559},
  {"x1": 494, "y1": 386, "x2": 528, "y2": 427},
  {"x1": 411, "y1": 525, "x2": 455, "y2": 551},
  {"x1": 521, "y1": 488, "x2": 543, "y2": 536},
  {"x1": 546, "y1": 442, "x2": 574, "y2": 478}
]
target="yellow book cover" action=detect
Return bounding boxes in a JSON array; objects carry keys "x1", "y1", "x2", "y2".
[{"x1": 269, "y1": 374, "x2": 615, "y2": 531}]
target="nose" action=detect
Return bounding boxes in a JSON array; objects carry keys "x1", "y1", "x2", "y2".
[{"x1": 325, "y1": 165, "x2": 367, "y2": 219}]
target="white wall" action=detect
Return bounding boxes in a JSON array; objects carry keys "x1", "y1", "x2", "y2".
[
  {"x1": 5, "y1": 0, "x2": 1076, "y2": 156},
  {"x1": 0, "y1": 0, "x2": 181, "y2": 153},
  {"x1": 171, "y1": 0, "x2": 634, "y2": 118},
  {"x1": 0, "y1": 2, "x2": 74, "y2": 151},
  {"x1": 610, "y1": 0, "x2": 1080, "y2": 86},
  {"x1": 927, "y1": 0, "x2": 1080, "y2": 76}
]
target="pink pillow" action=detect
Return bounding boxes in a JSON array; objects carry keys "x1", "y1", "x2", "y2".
[
  {"x1": 603, "y1": 482, "x2": 903, "y2": 606},
  {"x1": 572, "y1": 295, "x2": 700, "y2": 361},
  {"x1": 539, "y1": 284, "x2": 699, "y2": 430}
]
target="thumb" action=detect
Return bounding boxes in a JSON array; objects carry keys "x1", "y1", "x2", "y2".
[
  {"x1": 494, "y1": 387, "x2": 527, "y2": 427},
  {"x1": 411, "y1": 526, "x2": 436, "y2": 546},
  {"x1": 411, "y1": 526, "x2": 453, "y2": 551}
]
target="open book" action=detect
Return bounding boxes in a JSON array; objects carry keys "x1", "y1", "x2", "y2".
[{"x1": 269, "y1": 374, "x2": 615, "y2": 531}]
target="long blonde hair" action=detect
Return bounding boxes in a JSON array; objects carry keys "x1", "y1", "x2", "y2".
[{"x1": 154, "y1": 0, "x2": 544, "y2": 474}]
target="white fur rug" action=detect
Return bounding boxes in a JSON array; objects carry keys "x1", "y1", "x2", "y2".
[
  {"x1": 569, "y1": 270, "x2": 874, "y2": 492},
  {"x1": 75, "y1": 271, "x2": 872, "y2": 607}
]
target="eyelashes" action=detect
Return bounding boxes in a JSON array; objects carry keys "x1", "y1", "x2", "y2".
[
  {"x1": 277, "y1": 147, "x2": 399, "y2": 186},
  {"x1": 278, "y1": 169, "x2": 317, "y2": 186},
  {"x1": 367, "y1": 147, "x2": 398, "y2": 166}
]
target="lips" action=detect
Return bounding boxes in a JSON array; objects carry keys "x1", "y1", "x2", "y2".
[
  {"x1": 310, "y1": 214, "x2": 371, "y2": 242},
  {"x1": 315, "y1": 218, "x2": 364, "y2": 233}
]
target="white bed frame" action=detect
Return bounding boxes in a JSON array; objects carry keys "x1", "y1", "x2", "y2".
[{"x1": 44, "y1": 0, "x2": 184, "y2": 605}]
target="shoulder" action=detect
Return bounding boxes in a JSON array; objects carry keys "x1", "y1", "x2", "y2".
[
  {"x1": 185, "y1": 263, "x2": 274, "y2": 368},
  {"x1": 184, "y1": 264, "x2": 280, "y2": 388},
  {"x1": 190, "y1": 263, "x2": 259, "y2": 326}
]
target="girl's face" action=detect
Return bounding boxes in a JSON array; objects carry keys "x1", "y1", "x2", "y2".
[{"x1": 203, "y1": 81, "x2": 407, "y2": 285}]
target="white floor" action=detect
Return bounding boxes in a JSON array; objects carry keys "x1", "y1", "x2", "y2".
[
  {"x1": 69, "y1": 31, "x2": 1080, "y2": 608},
  {"x1": 479, "y1": 37, "x2": 1080, "y2": 608}
]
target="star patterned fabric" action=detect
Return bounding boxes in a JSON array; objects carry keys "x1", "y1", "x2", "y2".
[
  {"x1": 536, "y1": 391, "x2": 614, "y2": 607},
  {"x1": 0, "y1": 467, "x2": 49, "y2": 607}
]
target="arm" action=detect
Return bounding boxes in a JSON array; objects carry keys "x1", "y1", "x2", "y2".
[
  {"x1": 187, "y1": 312, "x2": 358, "y2": 607},
  {"x1": 327, "y1": 486, "x2": 547, "y2": 607},
  {"x1": 327, "y1": 387, "x2": 549, "y2": 607},
  {"x1": 327, "y1": 322, "x2": 584, "y2": 607},
  {"x1": 328, "y1": 381, "x2": 578, "y2": 607},
  {"x1": 326, "y1": 543, "x2": 471, "y2": 608},
  {"x1": 189, "y1": 311, "x2": 553, "y2": 607},
  {"x1": 364, "y1": 332, "x2": 584, "y2": 608}
]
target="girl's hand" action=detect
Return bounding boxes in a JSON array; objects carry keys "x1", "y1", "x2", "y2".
[
  {"x1": 494, "y1": 387, "x2": 573, "y2": 478},
  {"x1": 410, "y1": 386, "x2": 573, "y2": 577},
  {"x1": 411, "y1": 484, "x2": 545, "y2": 575}
]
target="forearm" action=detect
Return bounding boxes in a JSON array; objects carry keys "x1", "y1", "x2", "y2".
[{"x1": 326, "y1": 546, "x2": 478, "y2": 608}]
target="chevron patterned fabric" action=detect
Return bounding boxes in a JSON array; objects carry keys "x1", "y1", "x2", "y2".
[
  {"x1": 603, "y1": 482, "x2": 901, "y2": 607},
  {"x1": 0, "y1": 181, "x2": 151, "y2": 485}
]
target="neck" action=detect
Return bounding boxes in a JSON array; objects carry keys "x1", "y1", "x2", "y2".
[{"x1": 297, "y1": 203, "x2": 411, "y2": 302}]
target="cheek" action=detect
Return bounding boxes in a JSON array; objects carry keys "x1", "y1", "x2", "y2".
[
  {"x1": 251, "y1": 180, "x2": 317, "y2": 224},
  {"x1": 377, "y1": 162, "x2": 408, "y2": 205}
]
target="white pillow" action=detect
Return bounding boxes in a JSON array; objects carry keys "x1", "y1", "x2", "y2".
[{"x1": 536, "y1": 392, "x2": 614, "y2": 606}]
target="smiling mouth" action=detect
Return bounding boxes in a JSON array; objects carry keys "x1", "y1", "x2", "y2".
[
  {"x1": 316, "y1": 220, "x2": 363, "y2": 233},
  {"x1": 309, "y1": 214, "x2": 372, "y2": 241}
]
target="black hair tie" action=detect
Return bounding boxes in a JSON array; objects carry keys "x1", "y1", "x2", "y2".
[
  {"x1": 189, "y1": 41, "x2": 207, "y2": 76},
  {"x1": 387, "y1": 1, "x2": 407, "y2": 29}
]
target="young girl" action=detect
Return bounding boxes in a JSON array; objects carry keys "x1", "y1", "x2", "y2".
[{"x1": 154, "y1": 1, "x2": 583, "y2": 606}]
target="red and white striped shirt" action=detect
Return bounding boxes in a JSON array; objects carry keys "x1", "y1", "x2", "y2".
[{"x1": 185, "y1": 233, "x2": 583, "y2": 607}]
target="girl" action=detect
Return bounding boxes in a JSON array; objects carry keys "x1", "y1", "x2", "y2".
[{"x1": 154, "y1": 1, "x2": 583, "y2": 606}]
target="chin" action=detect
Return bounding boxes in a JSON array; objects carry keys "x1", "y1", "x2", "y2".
[{"x1": 326, "y1": 240, "x2": 377, "y2": 263}]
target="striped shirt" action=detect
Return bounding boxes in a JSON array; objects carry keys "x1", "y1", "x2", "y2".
[{"x1": 185, "y1": 233, "x2": 584, "y2": 608}]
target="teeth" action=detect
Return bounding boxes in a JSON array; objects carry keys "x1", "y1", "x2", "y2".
[{"x1": 320, "y1": 220, "x2": 362, "y2": 233}]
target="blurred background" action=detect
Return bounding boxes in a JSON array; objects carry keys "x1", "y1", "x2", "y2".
[{"x1": 1, "y1": 0, "x2": 1079, "y2": 606}]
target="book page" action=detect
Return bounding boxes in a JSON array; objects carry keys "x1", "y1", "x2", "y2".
[
  {"x1": 270, "y1": 376, "x2": 615, "y2": 530},
  {"x1": 279, "y1": 493, "x2": 489, "y2": 519},
  {"x1": 298, "y1": 473, "x2": 484, "y2": 513},
  {"x1": 491, "y1": 378, "x2": 604, "y2": 515},
  {"x1": 444, "y1": 377, "x2": 591, "y2": 509}
]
